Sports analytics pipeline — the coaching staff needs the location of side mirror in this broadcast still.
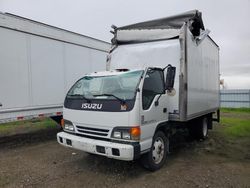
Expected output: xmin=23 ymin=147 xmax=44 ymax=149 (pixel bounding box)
xmin=165 ymin=66 xmax=176 ymax=90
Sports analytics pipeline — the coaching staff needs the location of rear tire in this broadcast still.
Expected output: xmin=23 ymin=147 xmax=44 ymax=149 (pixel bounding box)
xmin=188 ymin=116 xmax=208 ymax=140
xmin=140 ymin=131 xmax=169 ymax=171
xmin=199 ymin=117 xmax=208 ymax=139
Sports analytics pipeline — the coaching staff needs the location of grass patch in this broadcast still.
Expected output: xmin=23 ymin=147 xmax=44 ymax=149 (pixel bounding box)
xmin=0 ymin=118 xmax=59 ymax=137
xmin=221 ymin=117 xmax=250 ymax=138
xmin=221 ymin=107 xmax=250 ymax=113
xmin=209 ymin=108 xmax=250 ymax=139
xmin=219 ymin=108 xmax=250 ymax=138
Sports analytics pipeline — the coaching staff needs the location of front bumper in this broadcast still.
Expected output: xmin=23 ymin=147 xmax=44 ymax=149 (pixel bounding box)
xmin=57 ymin=132 xmax=140 ymax=161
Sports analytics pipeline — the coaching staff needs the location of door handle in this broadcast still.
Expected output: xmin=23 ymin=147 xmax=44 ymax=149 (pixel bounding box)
xmin=0 ymin=103 xmax=2 ymax=107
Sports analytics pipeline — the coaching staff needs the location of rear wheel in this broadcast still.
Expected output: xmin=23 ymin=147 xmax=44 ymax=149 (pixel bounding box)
xmin=188 ymin=116 xmax=208 ymax=140
xmin=200 ymin=117 xmax=208 ymax=139
xmin=140 ymin=131 xmax=169 ymax=171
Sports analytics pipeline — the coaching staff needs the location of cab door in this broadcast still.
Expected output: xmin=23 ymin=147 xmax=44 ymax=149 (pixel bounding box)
xmin=140 ymin=68 xmax=168 ymax=148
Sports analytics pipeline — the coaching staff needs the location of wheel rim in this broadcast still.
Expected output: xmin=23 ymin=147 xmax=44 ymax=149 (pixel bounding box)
xmin=152 ymin=137 xmax=165 ymax=164
xmin=202 ymin=118 xmax=208 ymax=137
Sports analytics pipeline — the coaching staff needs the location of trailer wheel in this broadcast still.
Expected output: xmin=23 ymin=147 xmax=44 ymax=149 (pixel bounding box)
xmin=188 ymin=116 xmax=208 ymax=140
xmin=140 ymin=131 xmax=169 ymax=171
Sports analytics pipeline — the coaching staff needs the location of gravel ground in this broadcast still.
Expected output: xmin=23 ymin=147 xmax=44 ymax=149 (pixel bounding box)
xmin=0 ymin=126 xmax=249 ymax=188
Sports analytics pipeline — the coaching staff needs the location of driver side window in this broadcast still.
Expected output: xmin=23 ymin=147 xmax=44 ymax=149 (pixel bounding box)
xmin=142 ymin=69 xmax=165 ymax=110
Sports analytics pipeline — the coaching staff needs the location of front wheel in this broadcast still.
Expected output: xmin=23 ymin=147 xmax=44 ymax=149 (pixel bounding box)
xmin=140 ymin=131 xmax=169 ymax=171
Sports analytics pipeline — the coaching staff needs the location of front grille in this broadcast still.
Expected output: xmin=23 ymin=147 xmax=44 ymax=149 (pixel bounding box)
xmin=76 ymin=125 xmax=110 ymax=137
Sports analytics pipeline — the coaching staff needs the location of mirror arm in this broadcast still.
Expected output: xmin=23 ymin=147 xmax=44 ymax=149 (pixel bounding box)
xmin=155 ymin=94 xmax=163 ymax=106
xmin=163 ymin=64 xmax=172 ymax=71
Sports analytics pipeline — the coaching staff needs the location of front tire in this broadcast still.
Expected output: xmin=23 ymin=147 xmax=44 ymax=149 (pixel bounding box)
xmin=141 ymin=131 xmax=169 ymax=171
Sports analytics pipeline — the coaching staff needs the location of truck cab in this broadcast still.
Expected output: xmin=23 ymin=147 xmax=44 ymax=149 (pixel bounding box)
xmin=57 ymin=66 xmax=176 ymax=170
xmin=57 ymin=10 xmax=220 ymax=171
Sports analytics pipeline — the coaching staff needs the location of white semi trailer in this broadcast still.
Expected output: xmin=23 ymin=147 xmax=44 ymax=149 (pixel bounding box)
xmin=0 ymin=12 xmax=110 ymax=124
xmin=57 ymin=10 xmax=220 ymax=171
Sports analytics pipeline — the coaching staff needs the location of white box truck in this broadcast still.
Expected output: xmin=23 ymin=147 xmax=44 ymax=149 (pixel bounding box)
xmin=0 ymin=12 xmax=110 ymax=124
xmin=57 ymin=10 xmax=220 ymax=171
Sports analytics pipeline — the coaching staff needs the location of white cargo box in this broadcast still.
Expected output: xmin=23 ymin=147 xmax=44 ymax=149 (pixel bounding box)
xmin=109 ymin=10 xmax=219 ymax=121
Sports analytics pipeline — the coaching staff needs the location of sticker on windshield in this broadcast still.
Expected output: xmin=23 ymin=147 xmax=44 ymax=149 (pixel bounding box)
xmin=120 ymin=104 xmax=127 ymax=111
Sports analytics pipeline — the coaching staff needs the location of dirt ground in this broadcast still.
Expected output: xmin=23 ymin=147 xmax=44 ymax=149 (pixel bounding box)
xmin=0 ymin=115 xmax=250 ymax=188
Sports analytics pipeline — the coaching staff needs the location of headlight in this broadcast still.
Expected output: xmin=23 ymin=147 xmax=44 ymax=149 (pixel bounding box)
xmin=122 ymin=131 xmax=131 ymax=139
xmin=112 ymin=126 xmax=140 ymax=141
xmin=113 ymin=131 xmax=122 ymax=138
xmin=61 ymin=119 xmax=75 ymax=132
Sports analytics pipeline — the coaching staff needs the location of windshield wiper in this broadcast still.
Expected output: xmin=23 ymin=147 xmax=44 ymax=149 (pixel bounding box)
xmin=67 ymin=94 xmax=91 ymax=102
xmin=93 ymin=94 xmax=126 ymax=104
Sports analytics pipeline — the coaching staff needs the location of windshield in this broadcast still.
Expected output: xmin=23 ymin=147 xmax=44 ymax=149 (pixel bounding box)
xmin=67 ymin=70 xmax=143 ymax=101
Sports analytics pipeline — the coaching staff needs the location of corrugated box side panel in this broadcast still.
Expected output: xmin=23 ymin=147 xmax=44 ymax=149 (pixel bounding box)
xmin=220 ymin=89 xmax=250 ymax=108
xmin=186 ymin=30 xmax=219 ymax=119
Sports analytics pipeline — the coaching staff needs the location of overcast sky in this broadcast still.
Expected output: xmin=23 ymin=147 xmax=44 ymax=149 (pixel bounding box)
xmin=0 ymin=0 xmax=250 ymax=89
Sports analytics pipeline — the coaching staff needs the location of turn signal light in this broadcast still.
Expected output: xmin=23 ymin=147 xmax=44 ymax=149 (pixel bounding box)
xmin=130 ymin=126 xmax=141 ymax=140
xmin=61 ymin=118 xmax=64 ymax=127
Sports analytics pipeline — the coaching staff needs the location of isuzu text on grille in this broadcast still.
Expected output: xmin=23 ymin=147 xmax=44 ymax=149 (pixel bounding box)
xmin=81 ymin=103 xmax=102 ymax=110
